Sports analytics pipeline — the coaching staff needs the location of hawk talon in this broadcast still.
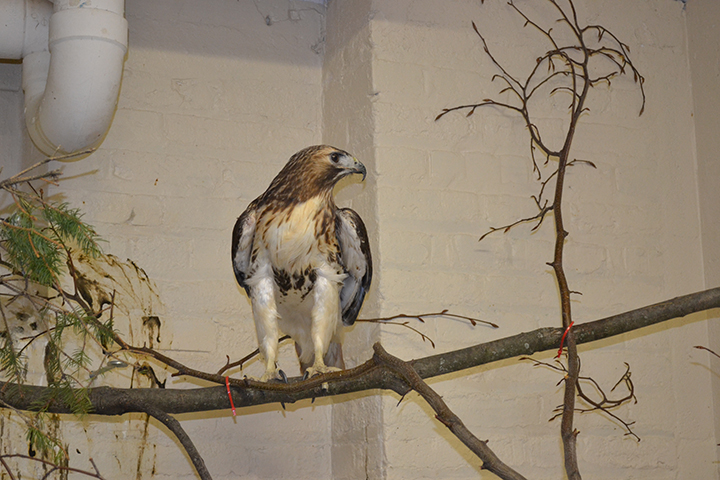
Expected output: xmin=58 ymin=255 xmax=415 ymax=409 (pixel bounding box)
xmin=256 ymin=367 xmax=285 ymax=383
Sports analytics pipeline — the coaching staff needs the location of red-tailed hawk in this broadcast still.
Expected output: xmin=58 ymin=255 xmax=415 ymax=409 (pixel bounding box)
xmin=232 ymin=145 xmax=372 ymax=381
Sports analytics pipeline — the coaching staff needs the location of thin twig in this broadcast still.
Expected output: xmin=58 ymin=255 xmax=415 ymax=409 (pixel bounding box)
xmin=358 ymin=319 xmax=437 ymax=348
xmin=217 ymin=335 xmax=291 ymax=376
xmin=360 ymin=310 xmax=498 ymax=328
xmin=0 ymin=149 xmax=94 ymax=191
xmin=694 ymin=345 xmax=720 ymax=359
xmin=522 ymin=357 xmax=639 ymax=440
xmin=0 ymin=454 xmax=107 ymax=480
xmin=479 ymin=205 xmax=554 ymax=242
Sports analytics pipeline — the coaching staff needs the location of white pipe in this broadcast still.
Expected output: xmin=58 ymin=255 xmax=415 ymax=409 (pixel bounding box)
xmin=2 ymin=0 xmax=128 ymax=156
xmin=0 ymin=0 xmax=31 ymax=60
xmin=0 ymin=0 xmax=51 ymax=60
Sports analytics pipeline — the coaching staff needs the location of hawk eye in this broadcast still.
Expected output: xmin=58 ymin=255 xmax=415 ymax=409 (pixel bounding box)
xmin=330 ymin=152 xmax=341 ymax=164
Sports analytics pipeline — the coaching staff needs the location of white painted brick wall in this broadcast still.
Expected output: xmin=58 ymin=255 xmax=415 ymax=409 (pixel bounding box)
xmin=369 ymin=0 xmax=716 ymax=479
xmin=16 ymin=1 xmax=332 ymax=479
xmin=2 ymin=0 xmax=719 ymax=478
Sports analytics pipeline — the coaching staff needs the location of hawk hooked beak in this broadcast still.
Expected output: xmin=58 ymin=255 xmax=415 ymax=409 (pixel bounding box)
xmin=331 ymin=149 xmax=367 ymax=182
xmin=352 ymin=158 xmax=367 ymax=181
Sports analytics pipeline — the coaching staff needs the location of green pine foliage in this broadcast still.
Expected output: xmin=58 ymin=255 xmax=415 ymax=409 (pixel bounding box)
xmin=0 ymin=198 xmax=102 ymax=287
xmin=2 ymin=205 xmax=64 ymax=286
xmin=1 ymin=182 xmax=111 ymax=468
xmin=0 ymin=334 xmax=27 ymax=385
xmin=42 ymin=201 xmax=103 ymax=259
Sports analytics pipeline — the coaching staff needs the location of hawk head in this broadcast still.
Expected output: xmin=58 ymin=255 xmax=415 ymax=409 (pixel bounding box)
xmin=265 ymin=145 xmax=367 ymax=204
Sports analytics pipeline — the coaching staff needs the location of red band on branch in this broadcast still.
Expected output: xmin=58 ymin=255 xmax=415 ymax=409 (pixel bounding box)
xmin=556 ymin=321 xmax=575 ymax=359
xmin=225 ymin=377 xmax=236 ymax=416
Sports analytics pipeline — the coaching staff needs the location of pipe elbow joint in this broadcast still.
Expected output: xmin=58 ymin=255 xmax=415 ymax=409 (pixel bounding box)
xmin=24 ymin=2 xmax=128 ymax=155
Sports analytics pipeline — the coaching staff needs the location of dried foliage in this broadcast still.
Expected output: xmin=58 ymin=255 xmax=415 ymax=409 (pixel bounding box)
xmin=1 ymin=157 xmax=105 ymax=469
xmin=0 ymin=157 xmax=168 ymax=478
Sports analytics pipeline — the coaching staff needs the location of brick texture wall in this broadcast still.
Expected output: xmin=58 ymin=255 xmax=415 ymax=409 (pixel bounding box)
xmin=1 ymin=0 xmax=718 ymax=479
xmin=369 ymin=1 xmax=716 ymax=479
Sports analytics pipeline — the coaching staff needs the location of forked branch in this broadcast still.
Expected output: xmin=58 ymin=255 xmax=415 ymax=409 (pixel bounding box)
xmin=523 ymin=357 xmax=639 ymax=440
xmin=436 ymin=2 xmax=646 ymax=478
xmin=373 ymin=344 xmax=528 ymax=480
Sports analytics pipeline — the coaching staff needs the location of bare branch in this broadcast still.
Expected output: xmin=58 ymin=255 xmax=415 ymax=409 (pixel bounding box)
xmin=478 ymin=204 xmax=554 ymax=242
xmin=523 ymin=357 xmax=639 ymax=440
xmin=0 ymin=454 xmax=107 ymax=480
xmin=359 ymin=310 xmax=498 ymax=328
xmin=1 ymin=286 xmax=717 ymax=416
xmin=144 ymin=406 xmax=212 ymax=480
xmin=373 ymin=344 xmax=529 ymax=480
xmin=0 ymin=149 xmax=95 ymax=191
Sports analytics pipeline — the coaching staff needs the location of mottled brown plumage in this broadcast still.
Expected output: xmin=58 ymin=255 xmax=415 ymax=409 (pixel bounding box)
xmin=232 ymin=145 xmax=372 ymax=380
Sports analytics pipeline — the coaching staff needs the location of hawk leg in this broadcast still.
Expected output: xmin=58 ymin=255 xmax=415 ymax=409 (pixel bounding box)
xmin=250 ymin=276 xmax=282 ymax=382
xmin=303 ymin=273 xmax=344 ymax=378
xmin=296 ymin=341 xmax=345 ymax=377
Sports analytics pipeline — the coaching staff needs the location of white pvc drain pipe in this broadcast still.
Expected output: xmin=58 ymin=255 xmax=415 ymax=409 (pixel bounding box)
xmin=1 ymin=0 xmax=128 ymax=156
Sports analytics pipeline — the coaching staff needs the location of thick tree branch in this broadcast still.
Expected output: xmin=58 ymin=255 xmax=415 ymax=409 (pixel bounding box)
xmin=1 ymin=287 xmax=718 ymax=416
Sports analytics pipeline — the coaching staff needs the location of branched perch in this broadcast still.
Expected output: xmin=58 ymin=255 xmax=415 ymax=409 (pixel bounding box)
xmin=437 ymin=1 xmax=646 ymax=477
